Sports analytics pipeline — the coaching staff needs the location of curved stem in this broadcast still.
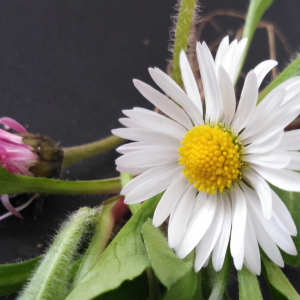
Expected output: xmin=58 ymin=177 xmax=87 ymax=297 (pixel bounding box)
xmin=62 ymin=136 xmax=124 ymax=169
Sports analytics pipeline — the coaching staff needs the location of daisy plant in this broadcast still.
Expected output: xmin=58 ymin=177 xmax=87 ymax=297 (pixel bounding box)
xmin=2 ymin=0 xmax=300 ymax=299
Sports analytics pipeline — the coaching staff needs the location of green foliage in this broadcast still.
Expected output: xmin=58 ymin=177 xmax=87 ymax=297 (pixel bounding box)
xmin=18 ymin=207 xmax=96 ymax=300
xmin=0 ymin=257 xmax=40 ymax=296
xmin=237 ymin=0 xmax=273 ymax=79
xmin=271 ymin=186 xmax=300 ymax=266
xmin=171 ymin=0 xmax=198 ymax=87
xmin=142 ymin=220 xmax=197 ymax=300
xmin=238 ymin=266 xmax=263 ymax=300
xmin=65 ymin=195 xmax=161 ymax=300
xmin=262 ymin=253 xmax=300 ymax=300
xmin=258 ymin=55 xmax=300 ymax=104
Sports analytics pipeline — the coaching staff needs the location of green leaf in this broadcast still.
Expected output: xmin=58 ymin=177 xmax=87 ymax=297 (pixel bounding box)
xmin=192 ymin=271 xmax=204 ymax=300
xmin=258 ymin=55 xmax=300 ymax=104
xmin=0 ymin=257 xmax=40 ymax=296
xmin=238 ymin=266 xmax=263 ymax=300
xmin=208 ymin=249 xmax=231 ymax=300
xmin=65 ymin=194 xmax=161 ymax=300
xmin=141 ymin=220 xmax=197 ymax=300
xmin=237 ymin=0 xmax=273 ymax=80
xmin=271 ymin=186 xmax=300 ymax=266
xmin=262 ymin=253 xmax=300 ymax=300
xmin=0 ymin=165 xmax=121 ymax=195
xmin=96 ymin=272 xmax=149 ymax=300
xmin=18 ymin=207 xmax=96 ymax=300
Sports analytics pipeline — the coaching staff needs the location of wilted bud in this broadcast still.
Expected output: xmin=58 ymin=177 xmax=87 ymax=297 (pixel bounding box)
xmin=0 ymin=117 xmax=63 ymax=220
xmin=20 ymin=133 xmax=63 ymax=178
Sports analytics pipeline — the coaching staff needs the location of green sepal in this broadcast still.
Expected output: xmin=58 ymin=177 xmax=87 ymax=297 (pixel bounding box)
xmin=261 ymin=253 xmax=300 ymax=300
xmin=0 ymin=257 xmax=40 ymax=297
xmin=141 ymin=219 xmax=197 ymax=300
xmin=65 ymin=194 xmax=161 ymax=300
xmin=238 ymin=266 xmax=263 ymax=300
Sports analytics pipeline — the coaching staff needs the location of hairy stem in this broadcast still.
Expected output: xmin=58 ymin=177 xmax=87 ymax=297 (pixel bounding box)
xmin=171 ymin=0 xmax=198 ymax=87
xmin=62 ymin=135 xmax=124 ymax=169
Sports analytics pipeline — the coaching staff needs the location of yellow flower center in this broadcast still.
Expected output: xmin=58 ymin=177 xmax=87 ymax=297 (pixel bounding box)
xmin=178 ymin=125 xmax=242 ymax=194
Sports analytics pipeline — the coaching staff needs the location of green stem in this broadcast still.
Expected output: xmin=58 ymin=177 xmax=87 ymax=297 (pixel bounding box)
xmin=62 ymin=135 xmax=124 ymax=169
xmin=146 ymin=267 xmax=159 ymax=300
xmin=236 ymin=0 xmax=273 ymax=82
xmin=0 ymin=173 xmax=121 ymax=195
xmin=120 ymin=172 xmax=142 ymax=215
xmin=171 ymin=0 xmax=198 ymax=87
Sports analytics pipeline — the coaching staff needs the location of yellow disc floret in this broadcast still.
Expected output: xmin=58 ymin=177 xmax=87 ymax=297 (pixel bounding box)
xmin=178 ymin=125 xmax=242 ymax=194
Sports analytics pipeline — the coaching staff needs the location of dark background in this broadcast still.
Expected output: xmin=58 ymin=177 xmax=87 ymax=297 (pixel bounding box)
xmin=0 ymin=0 xmax=299 ymax=299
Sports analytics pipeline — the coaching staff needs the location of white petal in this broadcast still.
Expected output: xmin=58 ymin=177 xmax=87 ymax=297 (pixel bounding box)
xmin=215 ymin=36 xmax=229 ymax=71
xmin=203 ymin=254 xmax=211 ymax=268
xmin=240 ymin=88 xmax=286 ymax=141
xmin=243 ymin=212 xmax=261 ymax=275
xmin=122 ymin=162 xmax=179 ymax=195
xmin=230 ymin=184 xmax=247 ymax=256
xmin=124 ymin=165 xmax=182 ymax=204
xmin=233 ymin=235 xmax=245 ymax=270
xmin=153 ymin=176 xmax=189 ymax=227
xmin=116 ymin=165 xmax=151 ymax=174
xmin=243 ymin=169 xmax=272 ymax=219
xmin=253 ymin=60 xmax=278 ymax=88
xmin=189 ymin=192 xmax=208 ymax=222
xmin=285 ymin=151 xmax=300 ymax=170
xmin=117 ymin=142 xmax=158 ymax=154
xmin=148 ymin=68 xmax=204 ymax=125
xmin=231 ymin=70 xmax=258 ymax=133
xmin=221 ymin=40 xmax=237 ymax=83
xmin=245 ymin=187 xmax=297 ymax=255
xmin=196 ymin=42 xmax=222 ymax=122
xmin=122 ymin=109 xmax=187 ymax=140
xmin=218 ymin=66 xmax=236 ymax=126
xmin=276 ymin=129 xmax=300 ymax=151
xmin=116 ymin=148 xmax=179 ymax=168
xmin=168 ymin=185 xmax=197 ymax=248
xmin=252 ymin=165 xmax=300 ymax=192
xmin=112 ymin=128 xmax=179 ymax=147
xmin=271 ymin=189 xmax=297 ymax=236
xmin=176 ymin=194 xmax=218 ymax=259
xmin=194 ymin=199 xmax=224 ymax=272
xmin=132 ymin=79 xmax=193 ymax=129
xmin=243 ymin=151 xmax=290 ymax=169
xmin=243 ymin=127 xmax=283 ymax=154
xmin=250 ymin=208 xmax=284 ymax=267
xmin=231 ymin=38 xmax=248 ymax=82
xmin=179 ymin=51 xmax=203 ymax=113
xmin=212 ymin=194 xmax=232 ymax=271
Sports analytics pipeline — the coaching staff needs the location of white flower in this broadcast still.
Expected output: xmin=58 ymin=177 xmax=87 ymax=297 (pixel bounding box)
xmin=112 ymin=36 xmax=300 ymax=275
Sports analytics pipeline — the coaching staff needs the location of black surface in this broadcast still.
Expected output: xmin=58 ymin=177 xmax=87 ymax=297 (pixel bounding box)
xmin=0 ymin=1 xmax=299 ymax=299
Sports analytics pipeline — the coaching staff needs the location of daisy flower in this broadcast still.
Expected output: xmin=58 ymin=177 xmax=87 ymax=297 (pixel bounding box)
xmin=112 ymin=36 xmax=300 ymax=275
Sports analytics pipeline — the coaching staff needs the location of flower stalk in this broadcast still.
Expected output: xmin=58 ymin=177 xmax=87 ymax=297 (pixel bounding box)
xmin=62 ymin=135 xmax=124 ymax=169
xmin=171 ymin=0 xmax=198 ymax=87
